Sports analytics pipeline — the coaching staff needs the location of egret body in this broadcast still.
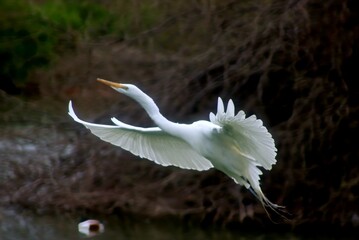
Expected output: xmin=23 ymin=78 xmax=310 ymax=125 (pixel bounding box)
xmin=68 ymin=78 xmax=280 ymax=211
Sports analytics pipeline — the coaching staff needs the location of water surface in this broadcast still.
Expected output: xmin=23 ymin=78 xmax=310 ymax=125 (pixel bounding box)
xmin=0 ymin=208 xmax=353 ymax=240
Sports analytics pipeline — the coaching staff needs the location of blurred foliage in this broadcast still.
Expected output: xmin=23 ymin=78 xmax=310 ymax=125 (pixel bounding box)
xmin=0 ymin=0 xmax=229 ymax=93
xmin=0 ymin=0 xmax=167 ymax=91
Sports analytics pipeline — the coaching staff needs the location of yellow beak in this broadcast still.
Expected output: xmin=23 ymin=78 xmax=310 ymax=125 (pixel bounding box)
xmin=97 ymin=78 xmax=128 ymax=89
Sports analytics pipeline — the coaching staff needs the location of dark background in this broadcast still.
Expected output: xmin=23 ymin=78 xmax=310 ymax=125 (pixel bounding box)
xmin=0 ymin=0 xmax=358 ymax=232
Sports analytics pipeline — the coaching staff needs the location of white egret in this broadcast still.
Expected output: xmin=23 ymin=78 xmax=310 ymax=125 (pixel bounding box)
xmin=68 ymin=78 xmax=281 ymax=212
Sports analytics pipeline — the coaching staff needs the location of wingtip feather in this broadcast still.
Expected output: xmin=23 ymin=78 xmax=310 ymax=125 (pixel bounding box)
xmin=67 ymin=100 xmax=87 ymax=125
xmin=217 ymin=97 xmax=224 ymax=113
xmin=68 ymin=100 xmax=76 ymax=119
xmin=227 ymin=99 xmax=235 ymax=116
xmin=209 ymin=112 xmax=216 ymax=122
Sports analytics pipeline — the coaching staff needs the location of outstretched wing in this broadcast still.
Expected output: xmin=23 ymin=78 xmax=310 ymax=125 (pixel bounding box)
xmin=68 ymin=101 xmax=213 ymax=171
xmin=209 ymin=97 xmax=277 ymax=170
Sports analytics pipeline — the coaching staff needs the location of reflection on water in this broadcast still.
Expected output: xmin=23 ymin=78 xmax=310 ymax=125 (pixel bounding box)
xmin=0 ymin=208 xmax=353 ymax=240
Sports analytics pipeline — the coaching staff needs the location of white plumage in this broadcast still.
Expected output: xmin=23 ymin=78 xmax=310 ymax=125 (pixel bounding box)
xmin=68 ymin=78 xmax=280 ymax=211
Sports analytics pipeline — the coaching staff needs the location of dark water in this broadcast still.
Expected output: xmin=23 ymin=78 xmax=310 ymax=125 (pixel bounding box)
xmin=0 ymin=208 xmax=354 ymax=240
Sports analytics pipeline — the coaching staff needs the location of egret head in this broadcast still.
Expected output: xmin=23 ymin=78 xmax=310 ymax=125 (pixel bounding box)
xmin=97 ymin=78 xmax=142 ymax=97
xmin=96 ymin=78 xmax=158 ymax=113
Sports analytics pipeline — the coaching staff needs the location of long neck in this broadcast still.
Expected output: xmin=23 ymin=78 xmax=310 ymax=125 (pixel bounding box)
xmin=134 ymin=92 xmax=187 ymax=137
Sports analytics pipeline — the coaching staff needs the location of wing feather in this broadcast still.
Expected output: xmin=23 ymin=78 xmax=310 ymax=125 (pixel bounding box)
xmin=68 ymin=101 xmax=213 ymax=171
xmin=217 ymin=97 xmax=224 ymax=114
xmin=226 ymin=99 xmax=235 ymax=117
xmin=210 ymin=98 xmax=277 ymax=170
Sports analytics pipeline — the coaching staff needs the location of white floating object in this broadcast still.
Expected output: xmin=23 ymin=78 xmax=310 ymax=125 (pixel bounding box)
xmin=78 ymin=219 xmax=104 ymax=237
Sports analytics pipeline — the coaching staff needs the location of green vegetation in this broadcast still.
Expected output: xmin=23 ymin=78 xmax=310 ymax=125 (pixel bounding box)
xmin=0 ymin=0 xmax=227 ymax=91
xmin=0 ymin=0 xmax=168 ymax=89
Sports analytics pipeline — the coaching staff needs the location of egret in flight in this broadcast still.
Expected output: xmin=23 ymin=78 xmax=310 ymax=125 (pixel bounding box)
xmin=68 ymin=78 xmax=281 ymax=212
